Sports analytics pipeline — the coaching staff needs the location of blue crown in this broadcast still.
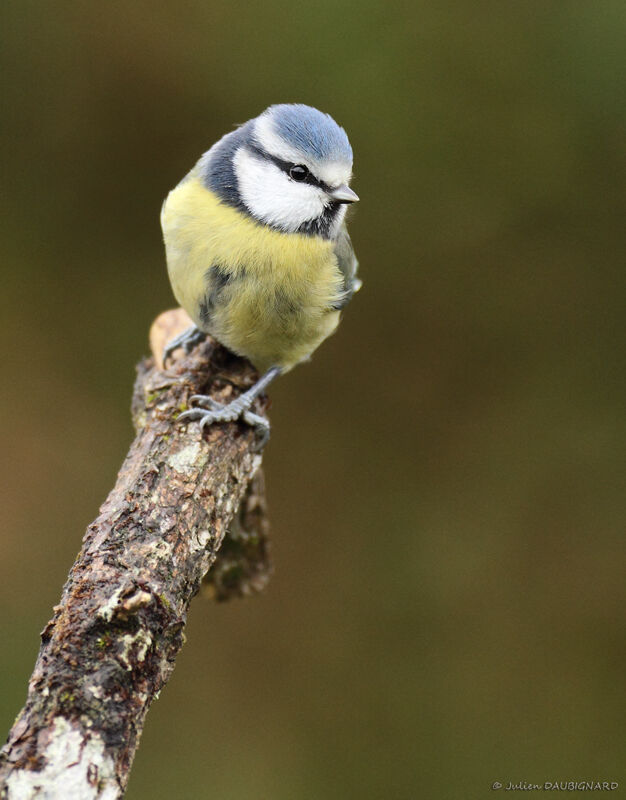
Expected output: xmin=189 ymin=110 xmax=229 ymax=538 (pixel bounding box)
xmin=268 ymin=104 xmax=353 ymax=163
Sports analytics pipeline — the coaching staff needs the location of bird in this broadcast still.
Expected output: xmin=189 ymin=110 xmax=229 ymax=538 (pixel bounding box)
xmin=161 ymin=103 xmax=360 ymax=445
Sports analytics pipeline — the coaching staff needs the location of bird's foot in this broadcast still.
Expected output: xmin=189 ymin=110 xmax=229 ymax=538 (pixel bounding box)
xmin=178 ymin=393 xmax=270 ymax=450
xmin=163 ymin=325 xmax=206 ymax=364
xmin=178 ymin=366 xmax=280 ymax=450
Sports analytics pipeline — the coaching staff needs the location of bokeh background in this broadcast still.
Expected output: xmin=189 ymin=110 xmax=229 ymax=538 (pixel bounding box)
xmin=1 ymin=2 xmax=625 ymax=797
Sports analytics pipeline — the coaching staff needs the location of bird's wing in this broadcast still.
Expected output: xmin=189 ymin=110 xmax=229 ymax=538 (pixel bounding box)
xmin=332 ymin=225 xmax=362 ymax=310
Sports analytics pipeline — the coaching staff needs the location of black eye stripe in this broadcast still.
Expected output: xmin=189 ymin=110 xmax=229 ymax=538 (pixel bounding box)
xmin=246 ymin=144 xmax=332 ymax=193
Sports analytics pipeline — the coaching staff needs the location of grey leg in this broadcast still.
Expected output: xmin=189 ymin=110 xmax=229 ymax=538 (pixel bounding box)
xmin=179 ymin=366 xmax=281 ymax=446
xmin=163 ymin=325 xmax=206 ymax=364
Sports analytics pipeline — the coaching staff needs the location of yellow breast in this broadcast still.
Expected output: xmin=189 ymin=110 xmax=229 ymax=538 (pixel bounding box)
xmin=161 ymin=172 xmax=345 ymax=372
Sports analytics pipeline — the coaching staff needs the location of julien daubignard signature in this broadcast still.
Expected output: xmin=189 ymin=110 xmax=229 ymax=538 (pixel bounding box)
xmin=491 ymin=780 xmax=619 ymax=791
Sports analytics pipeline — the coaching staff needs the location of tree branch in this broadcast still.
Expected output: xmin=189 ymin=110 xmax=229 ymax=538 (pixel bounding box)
xmin=0 ymin=310 xmax=272 ymax=799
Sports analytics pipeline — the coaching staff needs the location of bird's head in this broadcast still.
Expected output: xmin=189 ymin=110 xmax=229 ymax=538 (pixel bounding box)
xmin=203 ymin=104 xmax=358 ymax=238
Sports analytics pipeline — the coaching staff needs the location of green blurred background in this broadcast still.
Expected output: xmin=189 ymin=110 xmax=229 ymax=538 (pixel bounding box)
xmin=1 ymin=2 xmax=625 ymax=797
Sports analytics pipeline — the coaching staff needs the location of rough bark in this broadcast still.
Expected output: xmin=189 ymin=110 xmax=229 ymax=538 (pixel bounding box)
xmin=0 ymin=310 xmax=272 ymax=799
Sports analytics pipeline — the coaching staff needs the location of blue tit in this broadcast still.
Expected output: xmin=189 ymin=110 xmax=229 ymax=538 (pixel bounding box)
xmin=161 ymin=103 xmax=360 ymax=444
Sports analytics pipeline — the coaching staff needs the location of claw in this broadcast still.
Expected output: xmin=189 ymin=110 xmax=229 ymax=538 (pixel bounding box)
xmin=243 ymin=411 xmax=271 ymax=450
xmin=200 ymin=413 xmax=219 ymax=431
xmin=176 ymin=365 xmax=281 ymax=449
xmin=164 ymin=326 xmax=206 ymax=364
xmin=177 ymin=408 xmax=206 ymax=423
xmin=180 ymin=404 xmax=271 ymax=446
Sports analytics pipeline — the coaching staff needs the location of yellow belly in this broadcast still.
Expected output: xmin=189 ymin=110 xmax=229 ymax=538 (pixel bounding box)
xmin=161 ymin=172 xmax=344 ymax=372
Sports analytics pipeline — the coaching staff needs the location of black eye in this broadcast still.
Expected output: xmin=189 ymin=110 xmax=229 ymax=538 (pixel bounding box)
xmin=289 ymin=165 xmax=309 ymax=182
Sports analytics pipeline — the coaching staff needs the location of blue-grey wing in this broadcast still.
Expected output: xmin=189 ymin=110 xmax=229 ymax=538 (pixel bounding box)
xmin=332 ymin=225 xmax=361 ymax=310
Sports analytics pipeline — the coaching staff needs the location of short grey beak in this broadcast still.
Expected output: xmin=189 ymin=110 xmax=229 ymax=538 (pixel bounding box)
xmin=329 ymin=184 xmax=359 ymax=204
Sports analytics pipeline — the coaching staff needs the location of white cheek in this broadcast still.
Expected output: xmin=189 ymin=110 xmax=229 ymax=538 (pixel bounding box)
xmin=233 ymin=148 xmax=327 ymax=232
